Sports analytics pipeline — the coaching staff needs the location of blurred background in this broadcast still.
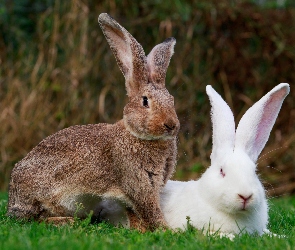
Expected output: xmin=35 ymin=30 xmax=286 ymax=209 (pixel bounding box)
xmin=0 ymin=0 xmax=295 ymax=197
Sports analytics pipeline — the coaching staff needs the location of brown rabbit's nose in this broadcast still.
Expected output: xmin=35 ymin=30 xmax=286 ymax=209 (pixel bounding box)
xmin=164 ymin=123 xmax=175 ymax=131
xmin=164 ymin=118 xmax=179 ymax=132
xmin=163 ymin=116 xmax=180 ymax=134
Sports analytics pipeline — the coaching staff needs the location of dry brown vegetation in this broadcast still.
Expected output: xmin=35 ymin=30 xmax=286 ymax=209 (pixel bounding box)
xmin=0 ymin=1 xmax=295 ymax=196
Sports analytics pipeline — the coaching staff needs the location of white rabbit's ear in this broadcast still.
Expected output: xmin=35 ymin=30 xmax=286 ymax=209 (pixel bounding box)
xmin=235 ymin=83 xmax=290 ymax=162
xmin=98 ymin=13 xmax=148 ymax=97
xmin=206 ymin=85 xmax=236 ymax=165
xmin=147 ymin=37 xmax=176 ymax=88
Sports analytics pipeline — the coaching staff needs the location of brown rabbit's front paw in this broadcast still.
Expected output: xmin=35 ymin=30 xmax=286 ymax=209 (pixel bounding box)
xmin=148 ymin=219 xmax=169 ymax=231
xmin=127 ymin=208 xmax=147 ymax=232
xmin=157 ymin=220 xmax=169 ymax=230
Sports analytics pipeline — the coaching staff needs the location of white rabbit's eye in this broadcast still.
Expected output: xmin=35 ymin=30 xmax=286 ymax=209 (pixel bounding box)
xmin=220 ymin=168 xmax=225 ymax=178
xmin=142 ymin=96 xmax=149 ymax=108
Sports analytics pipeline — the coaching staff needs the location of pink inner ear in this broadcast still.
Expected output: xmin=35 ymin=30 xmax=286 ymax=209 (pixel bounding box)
xmin=254 ymin=90 xmax=286 ymax=153
xmin=235 ymin=84 xmax=289 ymax=162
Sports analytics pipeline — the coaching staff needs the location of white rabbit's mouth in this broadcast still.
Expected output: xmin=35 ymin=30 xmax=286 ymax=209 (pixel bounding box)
xmin=237 ymin=201 xmax=255 ymax=213
xmin=222 ymin=194 xmax=256 ymax=214
xmin=240 ymin=206 xmax=249 ymax=211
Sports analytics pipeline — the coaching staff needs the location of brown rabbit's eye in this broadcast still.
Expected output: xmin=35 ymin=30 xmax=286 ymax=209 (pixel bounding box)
xmin=220 ymin=168 xmax=225 ymax=178
xmin=142 ymin=96 xmax=149 ymax=108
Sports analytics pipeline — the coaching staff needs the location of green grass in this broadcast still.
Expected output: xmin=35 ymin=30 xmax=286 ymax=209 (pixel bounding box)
xmin=0 ymin=193 xmax=295 ymax=250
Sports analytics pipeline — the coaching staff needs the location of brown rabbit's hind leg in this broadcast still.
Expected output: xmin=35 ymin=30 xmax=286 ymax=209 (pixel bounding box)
xmin=42 ymin=216 xmax=75 ymax=226
xmin=7 ymin=203 xmax=44 ymax=222
xmin=38 ymin=200 xmax=76 ymax=226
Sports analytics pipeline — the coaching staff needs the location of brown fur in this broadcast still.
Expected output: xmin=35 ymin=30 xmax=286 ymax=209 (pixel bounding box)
xmin=127 ymin=208 xmax=147 ymax=232
xmin=7 ymin=13 xmax=179 ymax=231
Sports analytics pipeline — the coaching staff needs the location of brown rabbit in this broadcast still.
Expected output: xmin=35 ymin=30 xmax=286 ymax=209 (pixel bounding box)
xmin=7 ymin=13 xmax=179 ymax=231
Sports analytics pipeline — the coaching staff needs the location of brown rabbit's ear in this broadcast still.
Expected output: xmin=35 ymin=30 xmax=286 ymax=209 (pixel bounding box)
xmin=146 ymin=37 xmax=176 ymax=88
xmin=98 ymin=13 xmax=148 ymax=97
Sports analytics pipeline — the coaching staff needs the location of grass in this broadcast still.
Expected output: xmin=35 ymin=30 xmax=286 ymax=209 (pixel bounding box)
xmin=0 ymin=193 xmax=295 ymax=250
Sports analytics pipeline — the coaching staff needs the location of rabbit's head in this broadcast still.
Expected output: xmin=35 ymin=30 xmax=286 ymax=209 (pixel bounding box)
xmin=200 ymin=83 xmax=289 ymax=217
xmin=98 ymin=14 xmax=179 ymax=140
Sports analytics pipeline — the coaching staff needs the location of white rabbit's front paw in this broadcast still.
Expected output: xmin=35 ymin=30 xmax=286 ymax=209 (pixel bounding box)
xmin=263 ymin=228 xmax=285 ymax=238
xmin=208 ymin=231 xmax=235 ymax=241
xmin=218 ymin=232 xmax=235 ymax=241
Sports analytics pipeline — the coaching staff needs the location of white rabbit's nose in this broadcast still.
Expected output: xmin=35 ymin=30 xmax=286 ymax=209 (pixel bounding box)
xmin=238 ymin=194 xmax=252 ymax=202
xmin=238 ymin=194 xmax=253 ymax=210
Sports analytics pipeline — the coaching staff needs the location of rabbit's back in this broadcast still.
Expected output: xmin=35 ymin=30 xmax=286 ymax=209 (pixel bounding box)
xmin=12 ymin=123 xmax=114 ymax=181
xmin=8 ymin=123 xmax=120 ymax=217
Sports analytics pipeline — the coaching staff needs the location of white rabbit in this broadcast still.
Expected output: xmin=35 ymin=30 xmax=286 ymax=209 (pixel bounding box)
xmin=160 ymin=83 xmax=289 ymax=236
xmin=88 ymin=83 xmax=289 ymax=237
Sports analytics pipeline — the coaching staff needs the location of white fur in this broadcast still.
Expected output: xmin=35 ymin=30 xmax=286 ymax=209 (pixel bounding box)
xmin=161 ymin=152 xmax=268 ymax=234
xmin=160 ymin=83 xmax=289 ymax=235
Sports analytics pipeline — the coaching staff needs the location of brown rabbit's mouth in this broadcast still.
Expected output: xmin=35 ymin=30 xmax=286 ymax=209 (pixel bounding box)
xmin=163 ymin=126 xmax=179 ymax=138
xmin=123 ymin=116 xmax=179 ymax=140
xmin=124 ymin=120 xmax=177 ymax=140
xmin=149 ymin=122 xmax=179 ymax=139
xmin=129 ymin=129 xmax=176 ymax=140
